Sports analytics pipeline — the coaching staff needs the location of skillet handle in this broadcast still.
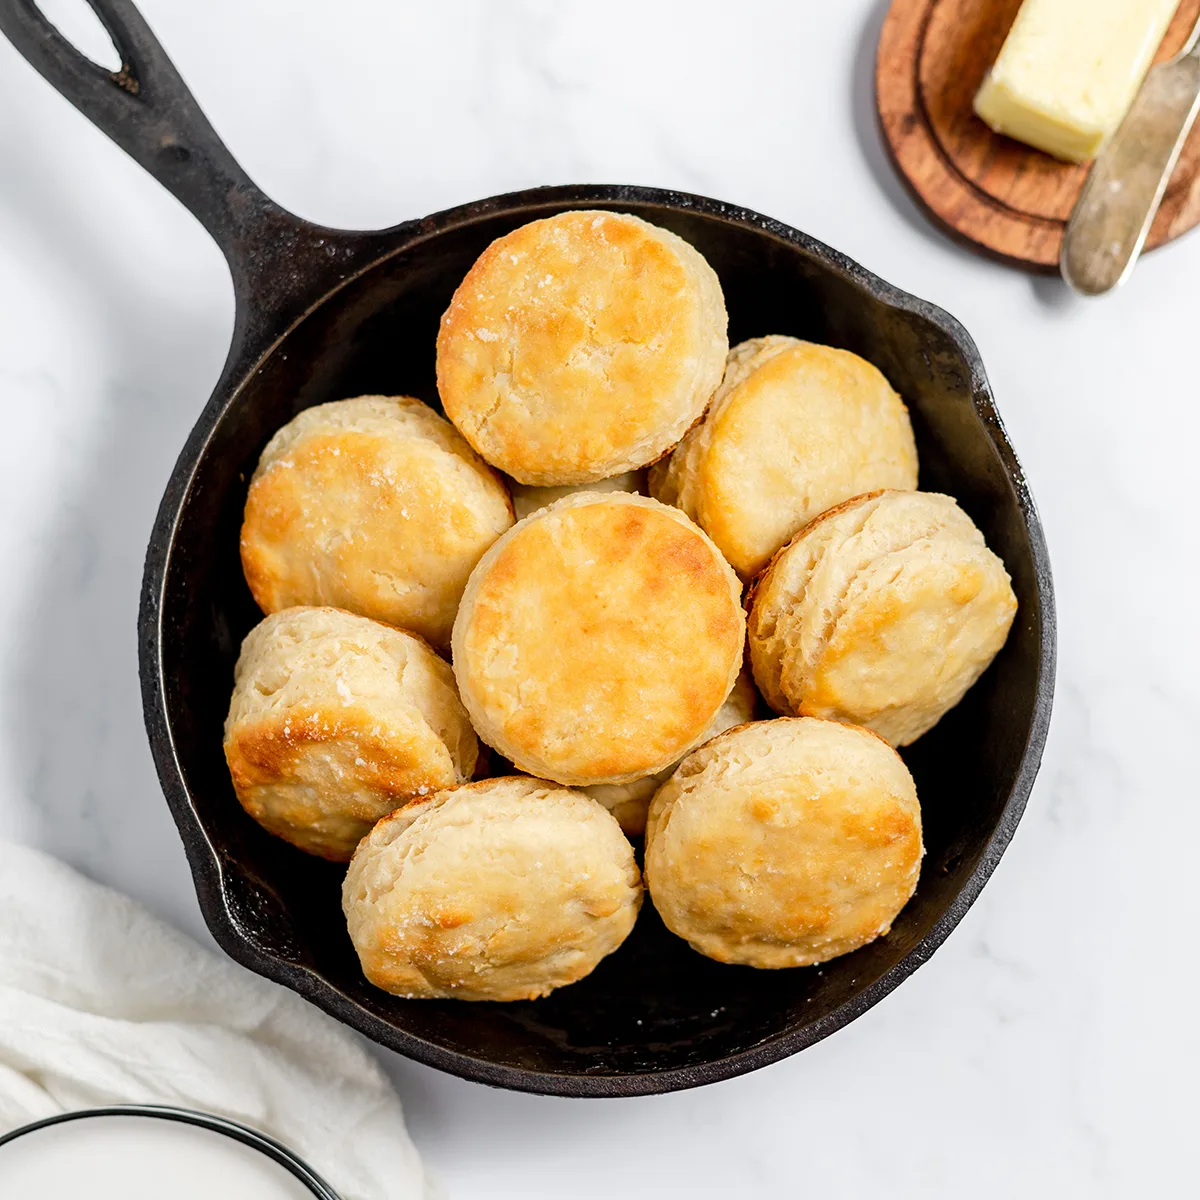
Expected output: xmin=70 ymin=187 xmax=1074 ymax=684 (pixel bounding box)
xmin=0 ymin=0 xmax=379 ymax=323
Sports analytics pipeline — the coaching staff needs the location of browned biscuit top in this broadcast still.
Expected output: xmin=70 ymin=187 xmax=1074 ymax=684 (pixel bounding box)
xmin=452 ymin=494 xmax=745 ymax=786
xmin=436 ymin=211 xmax=727 ymax=485
xmin=240 ymin=396 xmax=513 ymax=649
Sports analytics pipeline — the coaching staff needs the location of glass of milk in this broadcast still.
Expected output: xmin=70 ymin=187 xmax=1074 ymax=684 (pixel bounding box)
xmin=0 ymin=1106 xmax=338 ymax=1199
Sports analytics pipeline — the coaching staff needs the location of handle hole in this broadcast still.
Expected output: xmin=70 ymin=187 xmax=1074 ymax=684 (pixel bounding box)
xmin=36 ymin=0 xmax=122 ymax=72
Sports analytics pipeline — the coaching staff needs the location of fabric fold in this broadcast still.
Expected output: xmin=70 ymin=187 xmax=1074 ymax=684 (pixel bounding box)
xmin=0 ymin=839 xmax=430 ymax=1200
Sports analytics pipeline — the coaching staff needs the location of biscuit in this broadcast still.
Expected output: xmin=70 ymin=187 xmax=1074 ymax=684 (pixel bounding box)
xmin=509 ymin=470 xmax=645 ymax=521
xmin=747 ymin=490 xmax=1018 ymax=746
xmin=240 ymin=396 xmax=513 ymax=649
xmin=650 ymin=337 xmax=918 ymax=579
xmin=584 ymin=667 xmax=757 ymax=836
xmin=645 ymin=718 xmax=923 ymax=968
xmin=342 ymin=776 xmax=642 ymax=1001
xmin=452 ymin=493 xmax=745 ymax=786
xmin=436 ymin=211 xmax=728 ymax=485
xmin=224 ymin=607 xmax=479 ymax=861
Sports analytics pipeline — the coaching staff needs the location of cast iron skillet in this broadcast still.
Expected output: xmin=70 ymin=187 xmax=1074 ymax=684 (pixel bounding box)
xmin=0 ymin=0 xmax=1055 ymax=1097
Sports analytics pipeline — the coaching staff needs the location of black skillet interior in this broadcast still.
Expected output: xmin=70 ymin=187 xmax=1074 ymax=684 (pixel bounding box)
xmin=157 ymin=192 xmax=1053 ymax=1094
xmin=0 ymin=0 xmax=1053 ymax=1097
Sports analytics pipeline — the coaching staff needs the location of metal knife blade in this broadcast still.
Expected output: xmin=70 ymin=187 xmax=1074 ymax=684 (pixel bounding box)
xmin=1060 ymin=37 xmax=1200 ymax=296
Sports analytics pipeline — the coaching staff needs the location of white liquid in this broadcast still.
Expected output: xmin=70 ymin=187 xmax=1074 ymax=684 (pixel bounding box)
xmin=0 ymin=1113 xmax=321 ymax=1199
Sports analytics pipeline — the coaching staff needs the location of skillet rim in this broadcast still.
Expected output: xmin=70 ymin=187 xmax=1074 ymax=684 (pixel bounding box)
xmin=138 ymin=182 xmax=1056 ymax=1097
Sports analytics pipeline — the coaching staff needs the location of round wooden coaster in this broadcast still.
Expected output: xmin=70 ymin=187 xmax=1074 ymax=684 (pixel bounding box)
xmin=876 ymin=0 xmax=1200 ymax=270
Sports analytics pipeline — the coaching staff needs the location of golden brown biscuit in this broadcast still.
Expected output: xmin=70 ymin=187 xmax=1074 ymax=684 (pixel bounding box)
xmin=584 ymin=666 xmax=757 ymax=836
xmin=645 ymin=718 xmax=923 ymax=968
xmin=224 ymin=607 xmax=478 ymax=861
xmin=650 ymin=337 xmax=918 ymax=579
xmin=748 ymin=490 xmax=1018 ymax=746
xmin=240 ymin=396 xmax=513 ymax=649
xmin=342 ymin=776 xmax=642 ymax=1001
xmin=436 ymin=211 xmax=728 ymax=485
xmin=452 ymin=493 xmax=745 ymax=786
xmin=509 ymin=470 xmax=645 ymax=521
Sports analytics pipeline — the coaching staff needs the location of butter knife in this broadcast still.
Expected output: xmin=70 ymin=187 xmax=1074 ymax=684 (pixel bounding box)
xmin=1060 ymin=18 xmax=1200 ymax=296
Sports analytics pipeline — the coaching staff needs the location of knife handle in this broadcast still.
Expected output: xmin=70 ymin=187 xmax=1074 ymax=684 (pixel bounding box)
xmin=1061 ymin=52 xmax=1200 ymax=296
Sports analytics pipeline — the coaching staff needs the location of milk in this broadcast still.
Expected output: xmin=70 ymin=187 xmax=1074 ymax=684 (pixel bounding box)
xmin=0 ymin=1113 xmax=324 ymax=1199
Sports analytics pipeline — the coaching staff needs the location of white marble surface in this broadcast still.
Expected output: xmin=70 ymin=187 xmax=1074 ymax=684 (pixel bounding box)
xmin=0 ymin=1 xmax=1196 ymax=1195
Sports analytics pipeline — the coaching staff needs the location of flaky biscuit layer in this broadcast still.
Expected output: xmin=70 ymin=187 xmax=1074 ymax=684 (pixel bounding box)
xmin=650 ymin=337 xmax=918 ymax=579
xmin=343 ymin=776 xmax=642 ymax=1001
xmin=224 ymin=606 xmax=478 ymax=861
xmin=437 ymin=211 xmax=727 ymax=485
xmin=241 ymin=396 xmax=513 ymax=649
xmin=748 ymin=490 xmax=1018 ymax=746
xmin=452 ymin=493 xmax=745 ymax=786
xmin=645 ymin=718 xmax=923 ymax=968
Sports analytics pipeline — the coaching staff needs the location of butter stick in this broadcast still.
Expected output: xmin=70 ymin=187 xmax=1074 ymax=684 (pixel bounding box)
xmin=974 ymin=0 xmax=1181 ymax=164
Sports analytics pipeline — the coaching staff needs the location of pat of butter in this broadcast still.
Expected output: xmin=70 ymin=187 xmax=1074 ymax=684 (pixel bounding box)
xmin=974 ymin=0 xmax=1181 ymax=163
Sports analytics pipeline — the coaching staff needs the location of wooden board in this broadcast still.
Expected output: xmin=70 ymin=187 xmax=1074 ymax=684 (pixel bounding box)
xmin=876 ymin=0 xmax=1200 ymax=270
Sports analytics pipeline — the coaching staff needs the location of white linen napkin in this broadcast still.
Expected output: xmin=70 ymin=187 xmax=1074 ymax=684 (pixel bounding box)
xmin=0 ymin=839 xmax=432 ymax=1200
